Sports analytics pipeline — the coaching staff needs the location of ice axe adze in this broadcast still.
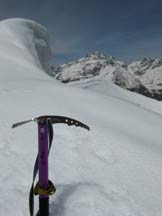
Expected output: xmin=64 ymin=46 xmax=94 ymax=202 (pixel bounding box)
xmin=12 ymin=115 xmax=90 ymax=216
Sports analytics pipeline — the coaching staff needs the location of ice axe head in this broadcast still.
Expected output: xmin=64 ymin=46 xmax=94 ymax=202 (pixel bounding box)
xmin=12 ymin=115 xmax=90 ymax=131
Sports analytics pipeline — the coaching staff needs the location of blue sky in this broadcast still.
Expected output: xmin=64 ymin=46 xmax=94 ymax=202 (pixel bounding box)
xmin=0 ymin=0 xmax=162 ymax=64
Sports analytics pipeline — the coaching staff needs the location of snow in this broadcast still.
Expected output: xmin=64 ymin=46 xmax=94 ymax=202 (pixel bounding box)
xmin=129 ymin=57 xmax=162 ymax=91
xmin=1 ymin=18 xmax=162 ymax=216
xmin=142 ymin=67 xmax=162 ymax=90
xmin=68 ymin=78 xmax=162 ymax=115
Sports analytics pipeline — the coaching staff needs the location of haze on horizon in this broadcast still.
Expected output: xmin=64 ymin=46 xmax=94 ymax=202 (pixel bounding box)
xmin=0 ymin=0 xmax=162 ymax=65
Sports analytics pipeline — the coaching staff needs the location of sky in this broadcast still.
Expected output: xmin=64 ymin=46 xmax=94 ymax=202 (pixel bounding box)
xmin=0 ymin=0 xmax=162 ymax=65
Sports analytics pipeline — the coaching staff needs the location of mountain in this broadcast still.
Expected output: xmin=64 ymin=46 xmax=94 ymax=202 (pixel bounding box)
xmin=1 ymin=18 xmax=162 ymax=216
xmin=50 ymin=52 xmax=162 ymax=100
xmin=129 ymin=57 xmax=162 ymax=99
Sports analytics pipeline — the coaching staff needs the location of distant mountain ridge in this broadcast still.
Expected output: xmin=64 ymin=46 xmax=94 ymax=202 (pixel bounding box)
xmin=50 ymin=51 xmax=162 ymax=100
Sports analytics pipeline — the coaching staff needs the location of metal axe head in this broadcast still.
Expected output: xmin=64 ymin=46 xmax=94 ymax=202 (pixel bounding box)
xmin=12 ymin=115 xmax=90 ymax=131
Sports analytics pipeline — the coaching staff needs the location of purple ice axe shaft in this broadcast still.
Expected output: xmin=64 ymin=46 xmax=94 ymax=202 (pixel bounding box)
xmin=38 ymin=123 xmax=49 ymax=215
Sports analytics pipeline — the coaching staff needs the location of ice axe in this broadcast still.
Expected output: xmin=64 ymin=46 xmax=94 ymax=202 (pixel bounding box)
xmin=12 ymin=115 xmax=90 ymax=216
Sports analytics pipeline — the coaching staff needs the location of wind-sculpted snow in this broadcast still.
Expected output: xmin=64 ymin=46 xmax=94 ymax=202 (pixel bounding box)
xmin=0 ymin=18 xmax=52 ymax=80
xmin=1 ymin=19 xmax=162 ymax=216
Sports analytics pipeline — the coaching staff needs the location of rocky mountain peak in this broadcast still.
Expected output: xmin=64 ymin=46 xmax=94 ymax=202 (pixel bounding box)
xmin=50 ymin=51 xmax=162 ymax=100
xmin=84 ymin=51 xmax=113 ymax=60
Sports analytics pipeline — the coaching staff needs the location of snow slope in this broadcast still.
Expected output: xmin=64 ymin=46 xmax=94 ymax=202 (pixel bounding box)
xmin=1 ymin=18 xmax=162 ymax=216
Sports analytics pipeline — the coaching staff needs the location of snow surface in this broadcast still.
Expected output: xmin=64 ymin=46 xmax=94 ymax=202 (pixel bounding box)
xmin=1 ymin=18 xmax=162 ymax=216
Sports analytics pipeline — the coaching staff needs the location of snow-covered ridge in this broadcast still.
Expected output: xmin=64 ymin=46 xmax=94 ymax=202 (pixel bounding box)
xmin=0 ymin=18 xmax=52 ymax=80
xmin=51 ymin=52 xmax=162 ymax=100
